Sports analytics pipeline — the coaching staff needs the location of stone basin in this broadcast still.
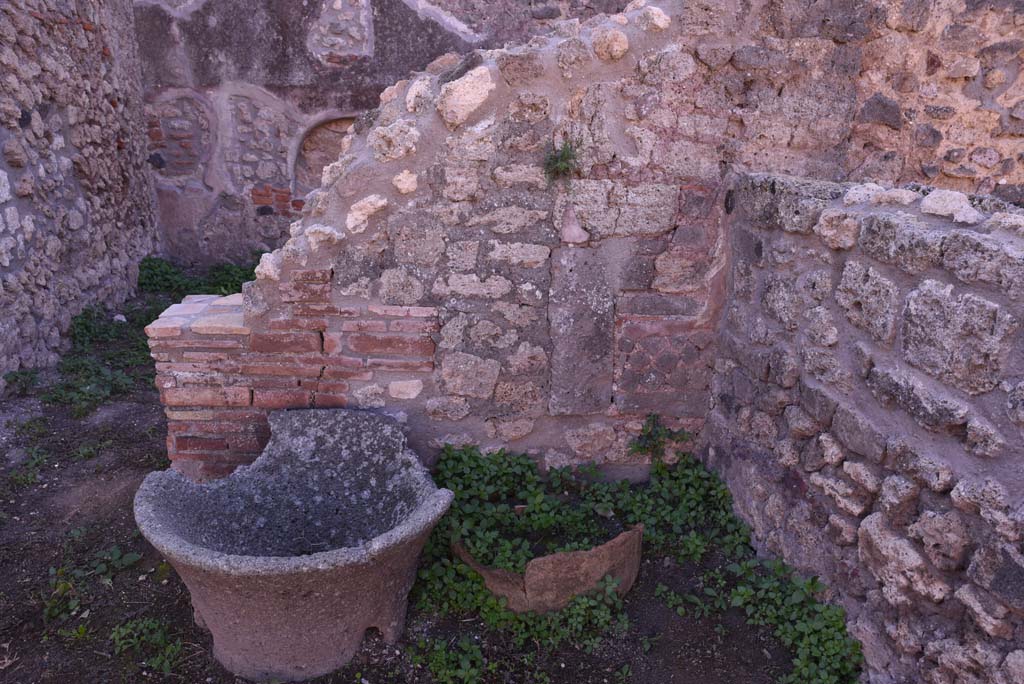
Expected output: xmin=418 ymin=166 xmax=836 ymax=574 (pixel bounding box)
xmin=134 ymin=409 xmax=453 ymax=682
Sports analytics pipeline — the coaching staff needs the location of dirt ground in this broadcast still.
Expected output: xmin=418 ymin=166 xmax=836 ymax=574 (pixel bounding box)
xmin=0 ymin=302 xmax=792 ymax=684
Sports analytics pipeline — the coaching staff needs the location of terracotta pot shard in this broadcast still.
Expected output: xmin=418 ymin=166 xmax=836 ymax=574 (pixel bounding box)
xmin=452 ymin=524 xmax=643 ymax=613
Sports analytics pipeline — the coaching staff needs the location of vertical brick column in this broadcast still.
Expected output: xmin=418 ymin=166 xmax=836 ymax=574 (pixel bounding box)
xmin=146 ymin=294 xmax=264 ymax=480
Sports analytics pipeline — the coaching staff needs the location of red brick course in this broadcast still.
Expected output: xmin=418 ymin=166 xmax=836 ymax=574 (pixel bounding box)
xmin=250 ymin=332 xmax=322 ymax=353
xmin=148 ymin=296 xmax=440 ymax=478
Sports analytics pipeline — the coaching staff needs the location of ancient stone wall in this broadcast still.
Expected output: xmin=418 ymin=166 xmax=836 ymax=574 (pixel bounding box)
xmin=135 ymin=0 xmax=1024 ymax=266
xmin=144 ymin=0 xmax=1024 ymax=473
xmin=0 ymin=0 xmax=157 ymax=384
xmin=707 ymin=174 xmax=1024 ymax=684
xmin=144 ymin=0 xmax=869 ymax=479
xmin=845 ymin=0 xmax=1024 ymax=201
xmin=144 ymin=2 xmax=1024 ymax=677
xmin=134 ymin=0 xmax=489 ymax=266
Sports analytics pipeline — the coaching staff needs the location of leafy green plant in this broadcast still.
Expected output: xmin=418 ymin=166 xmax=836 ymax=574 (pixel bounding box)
xmin=43 ymin=356 xmax=134 ymax=417
xmin=9 ymin=447 xmax=48 ymax=489
xmin=543 ymin=137 xmax=582 ymax=184
xmin=87 ymin=546 xmax=142 ymax=585
xmin=423 ymin=638 xmax=489 ymax=684
xmin=677 ymin=530 xmax=708 ymax=563
xmin=138 ymin=256 xmax=254 ymax=297
xmin=727 ymin=561 xmax=863 ymax=684
xmin=204 ymin=262 xmax=256 ymax=295
xmin=57 ymin=623 xmax=92 ymax=642
xmin=3 ymin=369 xmax=38 ymax=397
xmin=43 ymin=566 xmax=83 ymax=623
xmin=629 ymin=414 xmax=689 ymax=462
xmin=137 ymin=256 xmax=199 ymax=295
xmin=418 ymin=414 xmax=862 ymax=684
xmin=71 ymin=439 xmax=113 ymax=462
xmin=430 ymin=445 xmax=613 ymax=574
xmin=110 ymin=618 xmax=182 ymax=675
xmin=39 ymin=303 xmax=157 ymax=416
xmin=640 ymin=633 xmax=661 ymax=654
xmin=13 ymin=417 xmax=48 ymax=442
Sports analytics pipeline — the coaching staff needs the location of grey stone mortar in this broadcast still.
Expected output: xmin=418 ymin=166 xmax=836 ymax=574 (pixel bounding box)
xmin=135 ymin=408 xmax=453 ymax=571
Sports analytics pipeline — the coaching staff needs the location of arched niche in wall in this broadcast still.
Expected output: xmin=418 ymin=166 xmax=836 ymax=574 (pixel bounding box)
xmin=292 ymin=116 xmax=358 ymax=193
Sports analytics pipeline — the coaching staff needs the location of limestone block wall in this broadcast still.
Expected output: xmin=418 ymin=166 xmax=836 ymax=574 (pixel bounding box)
xmin=135 ymin=0 xmax=1024 ymax=266
xmin=145 ymin=0 xmax=881 ymax=479
xmin=707 ymin=174 xmax=1024 ymax=684
xmin=0 ymin=0 xmax=157 ymax=383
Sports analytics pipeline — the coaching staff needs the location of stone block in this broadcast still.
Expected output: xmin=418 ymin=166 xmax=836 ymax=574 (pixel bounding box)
xmin=857 ymin=213 xmax=943 ymax=275
xmin=866 ymin=365 xmax=969 ymax=433
xmin=425 ymin=396 xmax=470 ymax=421
xmin=737 ymin=175 xmax=841 ymax=234
xmin=908 ymin=511 xmax=971 ymax=572
xmin=968 ymin=543 xmax=1024 ymax=616
xmin=902 ymin=280 xmax=1018 ymax=395
xmin=920 ymin=189 xmax=985 ymax=224
xmin=764 ymin=346 xmax=798 ymax=389
xmin=813 ymin=208 xmax=861 ymax=249
xmin=799 ymin=380 xmax=837 ymax=425
xmin=858 ymin=513 xmax=951 ymax=606
xmin=877 ymin=475 xmax=920 ymax=526
xmin=831 ymin=404 xmax=886 ymax=463
xmin=437 ymin=66 xmax=496 ymax=128
xmin=835 ymin=261 xmax=899 ymax=342
xmin=888 ymin=439 xmax=955 ymax=493
xmin=563 ymin=181 xmax=677 ymax=240
xmin=651 ymin=246 xmax=713 ymax=294
xmin=809 ymin=471 xmax=872 ymax=517
xmin=549 ymin=248 xmax=614 ymax=414
xmin=857 ymin=93 xmax=903 ymax=130
xmin=955 ymin=585 xmax=1013 ymax=639
xmin=942 ymin=230 xmax=1024 ymax=300
xmin=441 ymin=352 xmax=500 ymax=399
xmin=762 ymin=275 xmax=802 ymax=330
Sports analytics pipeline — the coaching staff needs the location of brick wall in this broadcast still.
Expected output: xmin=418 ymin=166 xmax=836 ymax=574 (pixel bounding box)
xmin=146 ymin=291 xmax=438 ymax=480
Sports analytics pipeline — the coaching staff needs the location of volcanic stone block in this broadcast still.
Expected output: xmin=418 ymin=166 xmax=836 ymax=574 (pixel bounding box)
xmin=902 ymin=280 xmax=1018 ymax=395
xmin=858 ymin=513 xmax=951 ymax=606
xmin=134 ymin=410 xmax=453 ymax=682
xmin=857 ymin=93 xmax=903 ymax=130
xmin=866 ymin=364 xmax=969 ymax=433
xmin=835 ymin=260 xmax=899 ymax=342
xmin=968 ymin=543 xmax=1024 ymax=615
xmin=549 ymin=248 xmax=614 ymax=414
xmin=562 ymin=181 xmax=678 ymax=239
xmin=857 ymin=214 xmax=943 ymax=275
xmin=942 ymin=230 xmax=1024 ymax=300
